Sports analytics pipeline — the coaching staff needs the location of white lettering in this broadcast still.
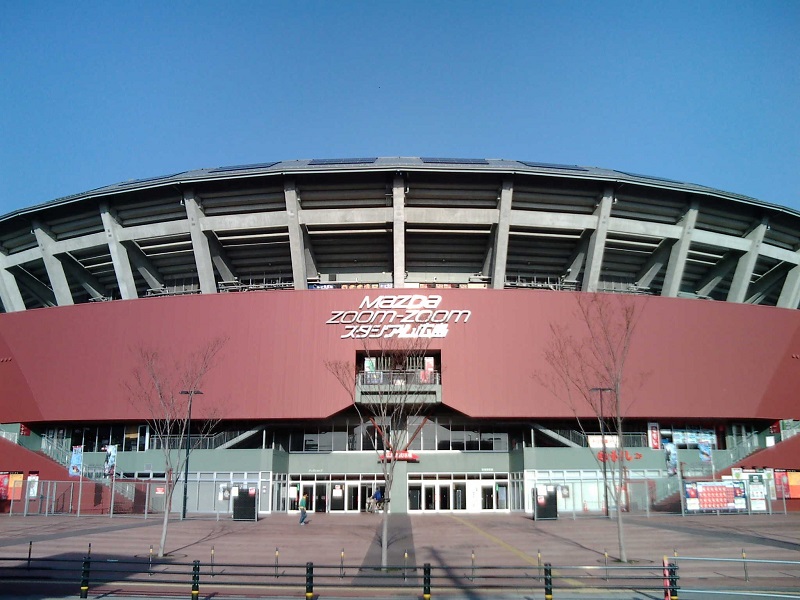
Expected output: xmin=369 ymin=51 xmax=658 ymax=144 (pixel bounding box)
xmin=331 ymin=295 xmax=466 ymax=338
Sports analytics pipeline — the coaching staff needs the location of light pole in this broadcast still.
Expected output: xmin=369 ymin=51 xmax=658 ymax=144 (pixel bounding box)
xmin=590 ymin=387 xmax=614 ymax=517
xmin=180 ymin=389 xmax=203 ymax=520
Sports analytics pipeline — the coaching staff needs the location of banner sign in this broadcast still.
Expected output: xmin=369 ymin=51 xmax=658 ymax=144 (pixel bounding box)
xmin=0 ymin=472 xmax=9 ymax=500
xmin=647 ymin=423 xmax=661 ymax=449
xmin=748 ymin=474 xmax=767 ymax=512
xmin=68 ymin=446 xmax=83 ymax=477
xmin=684 ymin=481 xmax=747 ymax=512
xmin=378 ymin=450 xmax=419 ymax=462
xmin=104 ymin=445 xmax=117 ymax=477
xmin=327 ymin=295 xmax=471 ymax=339
xmin=588 ymin=435 xmax=619 ymax=449
xmin=8 ymin=472 xmax=23 ymax=501
xmin=27 ymin=472 xmax=39 ymax=499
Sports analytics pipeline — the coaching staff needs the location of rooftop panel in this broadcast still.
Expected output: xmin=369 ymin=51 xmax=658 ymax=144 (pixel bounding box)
xmin=308 ymin=158 xmax=378 ymax=165
xmin=208 ymin=162 xmax=279 ymax=173
xmin=518 ymin=161 xmax=589 ymax=172
xmin=420 ymin=157 xmax=490 ymax=165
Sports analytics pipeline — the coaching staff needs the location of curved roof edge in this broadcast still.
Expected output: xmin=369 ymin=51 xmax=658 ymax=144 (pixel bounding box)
xmin=3 ymin=157 xmax=796 ymax=223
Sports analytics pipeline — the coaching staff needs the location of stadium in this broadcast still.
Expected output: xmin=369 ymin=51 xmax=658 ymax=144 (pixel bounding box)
xmin=0 ymin=157 xmax=799 ymax=517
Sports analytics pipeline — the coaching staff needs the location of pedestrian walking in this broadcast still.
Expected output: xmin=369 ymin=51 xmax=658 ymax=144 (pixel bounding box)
xmin=299 ymin=493 xmax=309 ymax=525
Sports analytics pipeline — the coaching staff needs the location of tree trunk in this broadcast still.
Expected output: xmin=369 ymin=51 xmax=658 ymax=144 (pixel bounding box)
xmin=158 ymin=482 xmax=174 ymax=557
xmin=381 ymin=505 xmax=389 ymax=567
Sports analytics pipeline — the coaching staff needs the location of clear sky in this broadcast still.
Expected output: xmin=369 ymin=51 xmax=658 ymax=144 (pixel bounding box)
xmin=1 ymin=2 xmax=798 ymax=216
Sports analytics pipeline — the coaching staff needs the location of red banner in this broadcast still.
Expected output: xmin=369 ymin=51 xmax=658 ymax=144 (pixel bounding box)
xmin=378 ymin=450 xmax=419 ymax=462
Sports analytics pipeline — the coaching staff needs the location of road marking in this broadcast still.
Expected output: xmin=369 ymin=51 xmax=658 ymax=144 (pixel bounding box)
xmin=448 ymin=515 xmax=540 ymax=566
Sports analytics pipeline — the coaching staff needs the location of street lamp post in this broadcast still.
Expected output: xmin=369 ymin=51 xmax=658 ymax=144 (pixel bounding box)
xmin=180 ymin=389 xmax=203 ymax=520
xmin=590 ymin=387 xmax=614 ymax=517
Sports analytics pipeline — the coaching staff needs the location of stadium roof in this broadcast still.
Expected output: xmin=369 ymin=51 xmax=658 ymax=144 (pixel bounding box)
xmin=4 ymin=157 xmax=797 ymax=223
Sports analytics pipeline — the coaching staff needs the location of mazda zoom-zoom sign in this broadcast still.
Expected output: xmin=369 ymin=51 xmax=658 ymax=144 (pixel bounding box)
xmin=327 ymin=295 xmax=471 ymax=339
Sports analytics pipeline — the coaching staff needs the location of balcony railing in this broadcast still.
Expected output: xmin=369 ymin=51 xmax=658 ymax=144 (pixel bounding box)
xmin=357 ymin=370 xmax=440 ymax=387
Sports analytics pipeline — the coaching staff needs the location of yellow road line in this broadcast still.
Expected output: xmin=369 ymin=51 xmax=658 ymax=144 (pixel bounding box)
xmin=448 ymin=515 xmax=540 ymax=566
xmin=448 ymin=515 xmax=586 ymax=589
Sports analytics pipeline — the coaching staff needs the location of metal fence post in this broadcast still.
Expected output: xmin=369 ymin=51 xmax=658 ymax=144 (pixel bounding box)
xmin=27 ymin=541 xmax=32 ymax=569
xmin=742 ymin=548 xmax=749 ymax=582
xmin=669 ymin=562 xmax=679 ymax=600
xmin=544 ymin=562 xmax=553 ymax=600
xmin=191 ymin=559 xmax=200 ymax=599
xmin=80 ymin=556 xmax=91 ymax=599
xmin=423 ymin=562 xmax=431 ymax=600
xmin=305 ymin=561 xmax=314 ymax=600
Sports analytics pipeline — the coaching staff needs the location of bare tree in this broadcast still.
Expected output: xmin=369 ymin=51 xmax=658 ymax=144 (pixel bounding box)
xmin=125 ymin=336 xmax=227 ymax=557
xmin=327 ymin=335 xmax=435 ymax=568
xmin=535 ymin=293 xmax=645 ymax=563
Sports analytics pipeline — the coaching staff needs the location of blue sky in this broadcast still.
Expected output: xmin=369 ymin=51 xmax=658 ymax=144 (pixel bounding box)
xmin=1 ymin=2 xmax=798 ymax=215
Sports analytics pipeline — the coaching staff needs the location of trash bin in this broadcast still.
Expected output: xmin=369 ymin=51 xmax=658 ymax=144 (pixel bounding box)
xmin=232 ymin=485 xmax=258 ymax=521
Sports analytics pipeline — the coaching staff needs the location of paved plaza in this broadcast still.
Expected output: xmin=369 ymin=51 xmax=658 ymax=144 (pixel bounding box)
xmin=0 ymin=511 xmax=798 ymax=598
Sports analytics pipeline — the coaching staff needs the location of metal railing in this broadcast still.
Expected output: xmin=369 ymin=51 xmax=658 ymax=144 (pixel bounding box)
xmin=357 ymin=369 xmax=441 ymax=386
xmin=0 ymin=554 xmax=679 ymax=599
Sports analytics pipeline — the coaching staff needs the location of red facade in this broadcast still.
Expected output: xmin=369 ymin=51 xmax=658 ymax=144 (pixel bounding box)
xmin=1 ymin=288 xmax=799 ymax=425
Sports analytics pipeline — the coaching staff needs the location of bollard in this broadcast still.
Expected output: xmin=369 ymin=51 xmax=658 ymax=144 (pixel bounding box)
xmin=403 ymin=549 xmax=408 ymax=581
xmin=149 ymin=544 xmax=153 ymax=576
xmin=275 ymin=547 xmax=279 ymax=578
xmin=742 ymin=548 xmax=749 ymax=582
xmin=423 ymin=562 xmax=431 ymax=600
xmin=604 ymin=549 xmax=609 ymax=581
xmin=544 ymin=562 xmax=553 ymax=600
xmin=27 ymin=541 xmax=32 ymax=570
xmin=211 ymin=546 xmax=215 ymax=578
xmin=668 ymin=562 xmax=679 ymax=600
xmin=88 ymin=542 xmax=92 ymax=558
xmin=471 ymin=548 xmax=475 ymax=581
xmin=191 ymin=560 xmax=200 ymax=599
xmin=305 ymin=562 xmax=314 ymax=600
xmin=340 ymin=548 xmax=345 ymax=579
xmin=537 ymin=549 xmax=542 ymax=580
xmin=80 ymin=556 xmax=91 ymax=599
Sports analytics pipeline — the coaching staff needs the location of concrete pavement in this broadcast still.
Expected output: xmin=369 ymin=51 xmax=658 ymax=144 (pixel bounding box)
xmin=0 ymin=511 xmax=798 ymax=598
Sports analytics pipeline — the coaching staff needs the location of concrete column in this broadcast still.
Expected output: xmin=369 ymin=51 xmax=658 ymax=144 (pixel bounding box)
xmin=490 ymin=178 xmax=513 ymax=289
xmin=581 ymin=186 xmax=614 ymax=292
xmin=32 ymin=222 xmax=73 ymax=306
xmin=392 ymin=174 xmax=406 ymax=288
xmin=284 ymin=179 xmax=308 ymax=290
xmin=183 ymin=190 xmax=217 ymax=294
xmin=727 ymin=219 xmax=768 ymax=303
xmin=778 ymin=259 xmax=800 ymax=309
xmin=662 ymin=201 xmax=698 ymax=297
xmin=100 ymin=204 xmax=139 ymax=299
xmin=0 ymin=251 xmax=26 ymax=312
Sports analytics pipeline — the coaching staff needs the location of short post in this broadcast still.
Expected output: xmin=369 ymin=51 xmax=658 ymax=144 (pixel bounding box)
xmin=211 ymin=546 xmax=215 ymax=577
xmin=604 ymin=548 xmax=609 ymax=581
xmin=423 ymin=562 xmax=431 ymax=600
xmin=470 ymin=548 xmax=475 ymax=581
xmin=403 ymin=549 xmax=408 ymax=581
xmin=544 ymin=562 xmax=553 ymax=600
xmin=149 ymin=544 xmax=153 ymax=576
xmin=537 ymin=549 xmax=542 ymax=580
xmin=305 ymin=561 xmax=314 ymax=600
xmin=88 ymin=542 xmax=92 ymax=558
xmin=669 ymin=562 xmax=679 ymax=600
xmin=27 ymin=541 xmax=32 ymax=569
xmin=742 ymin=548 xmax=748 ymax=582
xmin=340 ymin=548 xmax=345 ymax=578
xmin=191 ymin=560 xmax=200 ymax=599
xmin=80 ymin=556 xmax=91 ymax=599
xmin=274 ymin=547 xmax=279 ymax=578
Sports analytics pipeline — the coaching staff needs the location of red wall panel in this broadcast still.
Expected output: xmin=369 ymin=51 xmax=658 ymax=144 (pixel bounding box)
xmin=0 ymin=289 xmax=799 ymax=424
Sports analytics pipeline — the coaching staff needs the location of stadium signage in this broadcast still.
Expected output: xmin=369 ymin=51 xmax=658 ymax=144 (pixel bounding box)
xmin=326 ymin=294 xmax=471 ymax=339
